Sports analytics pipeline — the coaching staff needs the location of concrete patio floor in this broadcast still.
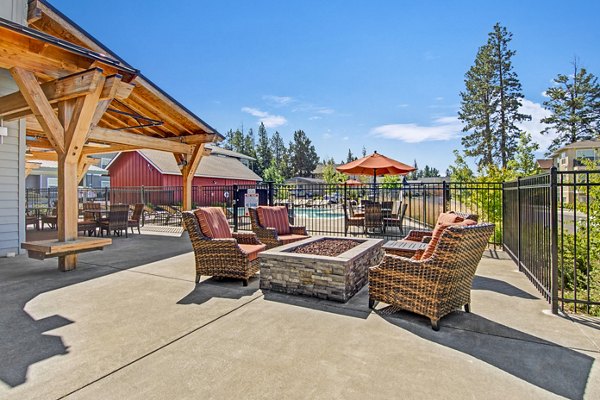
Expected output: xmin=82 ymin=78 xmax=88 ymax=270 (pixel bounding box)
xmin=1 ymin=233 xmax=599 ymax=399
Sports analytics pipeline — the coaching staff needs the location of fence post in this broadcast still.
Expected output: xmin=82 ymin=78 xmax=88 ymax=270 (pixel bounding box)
xmin=141 ymin=185 xmax=145 ymax=205
xmin=343 ymin=182 xmax=348 ymax=237
xmin=442 ymin=180 xmax=447 ymax=213
xmin=549 ymin=167 xmax=559 ymax=314
xmin=268 ymin=181 xmax=274 ymax=206
xmin=516 ymin=176 xmax=521 ymax=271
xmin=104 ymin=187 xmax=109 ymax=210
xmin=232 ymin=185 xmax=239 ymax=232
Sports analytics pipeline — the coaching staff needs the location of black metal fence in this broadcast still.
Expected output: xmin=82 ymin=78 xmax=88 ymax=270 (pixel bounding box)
xmin=503 ymin=168 xmax=600 ymax=316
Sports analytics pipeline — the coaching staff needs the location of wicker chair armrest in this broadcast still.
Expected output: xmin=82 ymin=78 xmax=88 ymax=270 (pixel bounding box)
xmin=421 ymin=236 xmax=433 ymax=244
xmin=289 ymin=225 xmax=308 ymax=235
xmin=232 ymin=231 xmax=262 ymax=245
xmin=403 ymin=229 xmax=433 ymax=242
xmin=255 ymin=226 xmax=278 ymax=238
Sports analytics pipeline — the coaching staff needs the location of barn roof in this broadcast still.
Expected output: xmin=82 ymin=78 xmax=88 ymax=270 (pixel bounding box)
xmin=108 ymin=150 xmax=262 ymax=182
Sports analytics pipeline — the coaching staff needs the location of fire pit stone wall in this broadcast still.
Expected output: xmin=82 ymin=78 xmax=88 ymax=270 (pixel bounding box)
xmin=259 ymin=236 xmax=384 ymax=302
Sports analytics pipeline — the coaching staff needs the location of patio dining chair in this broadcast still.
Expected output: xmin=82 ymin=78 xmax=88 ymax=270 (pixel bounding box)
xmin=369 ymin=222 xmax=495 ymax=330
xmin=383 ymin=203 xmax=408 ymax=233
xmin=182 ymin=208 xmax=266 ymax=286
xmin=343 ymin=201 xmax=364 ymax=234
xmin=364 ymin=203 xmax=383 ymax=233
xmin=248 ymin=206 xmax=309 ymax=249
xmin=99 ymin=204 xmax=130 ymax=237
xmin=128 ymin=203 xmax=144 ymax=234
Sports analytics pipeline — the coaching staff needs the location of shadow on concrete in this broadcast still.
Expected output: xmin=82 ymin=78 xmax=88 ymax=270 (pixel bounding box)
xmin=262 ymin=285 xmax=371 ymax=319
xmin=177 ymin=277 xmax=261 ymax=305
xmin=0 ymin=233 xmax=193 ymax=388
xmin=378 ymin=307 xmax=593 ymax=400
xmin=472 ymin=275 xmax=538 ymax=299
xmin=564 ymin=312 xmax=600 ymax=331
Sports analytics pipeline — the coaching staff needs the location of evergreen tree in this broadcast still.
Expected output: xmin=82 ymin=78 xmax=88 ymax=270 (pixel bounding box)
xmin=459 ymin=23 xmax=530 ymax=169
xmin=362 ymin=146 xmax=367 ymax=157
xmin=256 ymin=122 xmax=272 ymax=176
xmin=488 ymin=23 xmax=531 ymax=167
xmin=271 ymin=131 xmax=286 ymax=167
xmin=346 ymin=149 xmax=355 ymax=163
xmin=228 ymin=129 xmax=245 ymax=154
xmin=508 ymin=131 xmax=540 ymax=175
xmin=289 ymin=130 xmax=319 ymax=177
xmin=542 ymin=59 xmax=600 ymax=152
xmin=408 ymin=159 xmax=419 ymax=180
xmin=223 ymin=129 xmax=234 ymax=150
xmin=422 ymin=165 xmax=440 ymax=177
xmin=459 ymin=43 xmax=496 ymax=169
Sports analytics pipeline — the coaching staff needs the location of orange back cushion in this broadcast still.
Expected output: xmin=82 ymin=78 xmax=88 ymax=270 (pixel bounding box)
xmin=419 ymin=219 xmax=477 ymax=260
xmin=257 ymin=206 xmax=290 ymax=235
xmin=194 ymin=207 xmax=232 ymax=239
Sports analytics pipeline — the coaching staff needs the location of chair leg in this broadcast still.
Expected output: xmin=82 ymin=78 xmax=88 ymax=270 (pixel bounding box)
xmin=368 ymin=297 xmax=376 ymax=309
xmin=137 ymin=225 xmax=141 ymax=234
xmin=431 ymin=319 xmax=440 ymax=331
xmin=464 ymin=303 xmax=470 ymax=313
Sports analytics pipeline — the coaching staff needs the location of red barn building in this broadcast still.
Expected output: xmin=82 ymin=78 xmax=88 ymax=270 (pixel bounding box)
xmin=107 ymin=146 xmax=261 ymax=187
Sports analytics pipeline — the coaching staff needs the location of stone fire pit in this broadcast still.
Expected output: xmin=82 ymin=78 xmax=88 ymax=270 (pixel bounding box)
xmin=259 ymin=236 xmax=384 ymax=302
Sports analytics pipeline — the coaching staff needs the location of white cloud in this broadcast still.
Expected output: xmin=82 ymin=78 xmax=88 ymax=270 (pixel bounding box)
xmin=323 ymin=132 xmax=332 ymax=139
xmin=316 ymin=108 xmax=334 ymax=115
xmin=309 ymin=116 xmax=322 ymax=120
xmin=263 ymin=95 xmax=294 ymax=106
xmin=397 ymin=103 xmax=409 ymax=108
xmin=343 ymin=136 xmax=349 ymax=141
xmin=241 ymin=107 xmax=287 ymax=128
xmin=516 ymin=99 xmax=556 ymax=153
xmin=370 ymin=116 xmax=462 ymax=143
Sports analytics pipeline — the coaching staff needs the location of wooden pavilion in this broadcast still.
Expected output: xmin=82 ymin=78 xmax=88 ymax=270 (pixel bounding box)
xmin=0 ymin=1 xmax=221 ymax=270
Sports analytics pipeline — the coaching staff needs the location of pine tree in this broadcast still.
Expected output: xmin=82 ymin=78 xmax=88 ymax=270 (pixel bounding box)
xmin=256 ymin=122 xmax=272 ymax=176
xmin=459 ymin=43 xmax=496 ymax=169
xmin=362 ymin=146 xmax=367 ymax=157
xmin=346 ymin=149 xmax=355 ymax=163
xmin=289 ymin=130 xmax=319 ymax=177
xmin=488 ymin=23 xmax=531 ymax=167
xmin=408 ymin=159 xmax=419 ymax=180
xmin=459 ymin=23 xmax=530 ymax=169
xmin=271 ymin=131 xmax=286 ymax=166
xmin=542 ymin=59 xmax=600 ymax=152
xmin=228 ymin=129 xmax=244 ymax=153
xmin=223 ymin=129 xmax=234 ymax=150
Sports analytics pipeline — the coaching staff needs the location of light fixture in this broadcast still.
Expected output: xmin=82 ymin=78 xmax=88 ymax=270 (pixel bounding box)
xmin=177 ymin=159 xmax=188 ymax=168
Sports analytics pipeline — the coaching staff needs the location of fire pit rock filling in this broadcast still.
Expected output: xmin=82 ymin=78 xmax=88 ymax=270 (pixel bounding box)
xmin=259 ymin=236 xmax=384 ymax=302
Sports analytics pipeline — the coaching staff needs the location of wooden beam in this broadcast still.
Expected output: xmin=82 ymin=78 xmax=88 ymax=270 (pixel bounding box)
xmin=77 ymin=157 xmax=100 ymax=183
xmin=29 ymin=151 xmax=57 ymax=161
xmin=62 ymin=76 xmax=104 ymax=163
xmin=168 ymin=133 xmax=217 ymax=145
xmin=27 ymin=0 xmax=43 ymax=24
xmin=10 ymin=67 xmax=65 ymax=154
xmin=81 ymin=144 xmax=137 ymax=155
xmin=88 ymin=126 xmax=193 ymax=154
xmin=0 ymin=68 xmax=104 ymax=119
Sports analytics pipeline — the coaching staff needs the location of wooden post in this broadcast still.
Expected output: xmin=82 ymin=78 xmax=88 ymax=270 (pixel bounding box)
xmin=180 ymin=144 xmax=205 ymax=211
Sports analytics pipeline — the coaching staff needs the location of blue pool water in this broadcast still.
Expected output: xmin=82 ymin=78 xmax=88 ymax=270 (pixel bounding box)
xmin=293 ymin=207 xmax=344 ymax=219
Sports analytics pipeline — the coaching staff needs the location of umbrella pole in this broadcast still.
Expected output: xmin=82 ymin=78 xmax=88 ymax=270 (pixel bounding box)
xmin=373 ymin=168 xmax=377 ymax=200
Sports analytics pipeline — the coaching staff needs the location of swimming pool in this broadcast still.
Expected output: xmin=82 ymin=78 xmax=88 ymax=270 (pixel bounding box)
xmin=292 ymin=207 xmax=344 ymax=219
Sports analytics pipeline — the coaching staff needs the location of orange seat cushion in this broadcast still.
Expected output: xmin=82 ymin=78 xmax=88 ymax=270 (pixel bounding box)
xmin=194 ymin=207 xmax=232 ymax=239
xmin=419 ymin=219 xmax=477 ymax=260
xmin=257 ymin=206 xmax=290 ymax=235
xmin=238 ymin=243 xmax=267 ymax=261
xmin=279 ymin=234 xmax=310 ymax=245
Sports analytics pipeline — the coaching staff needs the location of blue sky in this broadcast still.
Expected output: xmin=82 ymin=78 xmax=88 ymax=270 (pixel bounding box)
xmin=53 ymin=0 xmax=600 ymax=173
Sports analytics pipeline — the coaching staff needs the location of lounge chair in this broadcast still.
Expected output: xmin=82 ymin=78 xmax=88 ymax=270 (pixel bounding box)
xmin=248 ymin=206 xmax=309 ymax=249
xmin=369 ymin=222 xmax=495 ymax=330
xmin=182 ymin=208 xmax=266 ymax=286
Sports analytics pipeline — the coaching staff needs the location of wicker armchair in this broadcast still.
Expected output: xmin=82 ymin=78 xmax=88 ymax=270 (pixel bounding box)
xmin=182 ymin=210 xmax=266 ymax=286
xmin=248 ymin=207 xmax=309 ymax=249
xmin=402 ymin=211 xmax=479 ymax=243
xmin=369 ymin=223 xmax=495 ymax=330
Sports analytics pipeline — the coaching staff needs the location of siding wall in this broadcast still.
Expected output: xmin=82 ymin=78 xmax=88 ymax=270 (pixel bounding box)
xmin=0 ymin=69 xmax=26 ymax=256
xmin=0 ymin=2 xmax=27 ymax=256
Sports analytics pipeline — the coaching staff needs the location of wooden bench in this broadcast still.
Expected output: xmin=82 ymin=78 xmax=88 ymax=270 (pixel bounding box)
xmin=21 ymin=237 xmax=112 ymax=260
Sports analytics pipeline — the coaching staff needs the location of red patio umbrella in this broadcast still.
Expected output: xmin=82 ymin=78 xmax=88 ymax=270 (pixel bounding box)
xmin=336 ymin=151 xmax=415 ymax=184
xmin=345 ymin=179 xmax=364 ymax=186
